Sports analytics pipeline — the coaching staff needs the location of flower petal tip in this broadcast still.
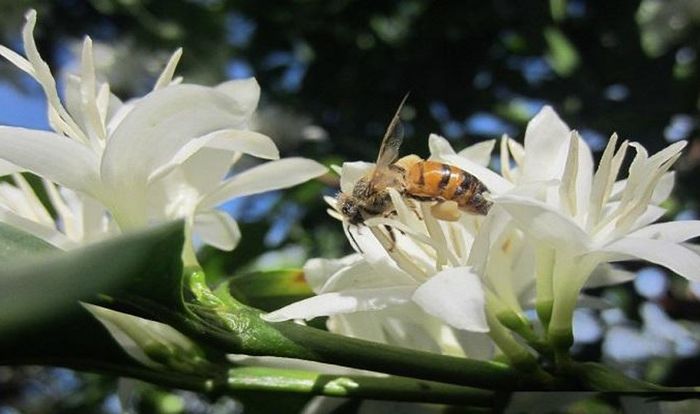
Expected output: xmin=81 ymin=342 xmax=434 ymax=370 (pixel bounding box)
xmin=260 ymin=313 xmax=287 ymax=323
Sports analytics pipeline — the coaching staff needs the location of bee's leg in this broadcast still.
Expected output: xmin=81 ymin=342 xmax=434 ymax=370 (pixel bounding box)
xmin=405 ymin=199 xmax=423 ymax=221
xmin=344 ymin=223 xmax=364 ymax=254
xmin=430 ymin=200 xmax=461 ymax=221
xmin=383 ymin=224 xmax=397 ymax=251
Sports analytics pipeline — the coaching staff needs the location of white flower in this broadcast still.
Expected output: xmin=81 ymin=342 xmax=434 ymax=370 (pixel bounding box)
xmin=0 ymin=11 xmax=327 ymax=257
xmin=0 ymin=173 xmax=116 ymax=249
xmin=267 ymin=104 xmax=697 ymax=363
xmin=268 ymin=252 xmax=494 ymax=359
xmin=264 ymin=139 xmax=545 ymax=361
xmin=486 ymin=107 xmax=699 ymax=344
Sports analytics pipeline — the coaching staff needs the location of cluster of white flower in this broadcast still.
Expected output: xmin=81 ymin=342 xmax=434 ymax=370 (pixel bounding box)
xmin=2 ymin=9 xmax=698 ymax=367
xmin=0 ymin=11 xmax=327 ymax=264
xmin=265 ymin=106 xmax=700 ymax=360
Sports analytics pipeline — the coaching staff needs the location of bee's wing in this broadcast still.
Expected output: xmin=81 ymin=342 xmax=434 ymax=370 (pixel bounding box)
xmin=375 ymin=93 xmax=409 ymax=169
xmin=368 ymin=93 xmax=409 ymax=191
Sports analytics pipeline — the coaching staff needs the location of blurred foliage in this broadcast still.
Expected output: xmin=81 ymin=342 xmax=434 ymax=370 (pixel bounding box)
xmin=2 ymin=0 xmax=700 ymax=411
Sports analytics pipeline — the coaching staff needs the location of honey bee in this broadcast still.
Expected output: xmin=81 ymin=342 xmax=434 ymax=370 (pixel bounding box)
xmin=337 ymin=95 xmax=492 ymax=226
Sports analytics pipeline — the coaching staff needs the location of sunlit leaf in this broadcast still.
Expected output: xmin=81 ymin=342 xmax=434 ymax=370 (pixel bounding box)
xmin=544 ymin=27 xmax=580 ymax=77
xmin=0 ymin=221 xmax=184 ymax=333
xmin=0 ymin=221 xmax=57 ymax=260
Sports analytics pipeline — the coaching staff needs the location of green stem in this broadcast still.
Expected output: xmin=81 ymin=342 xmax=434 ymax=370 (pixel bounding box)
xmin=2 ymin=356 xmax=493 ymax=404
xmin=548 ymin=281 xmax=579 ymax=366
xmin=535 ymin=246 xmax=555 ymax=332
xmin=108 ymin=287 xmax=526 ymax=390
xmin=225 ymin=366 xmax=495 ymax=405
xmin=485 ymin=311 xmax=536 ymax=373
xmin=487 ymin=291 xmax=550 ymax=356
xmin=141 ymin=281 xmax=524 ymax=390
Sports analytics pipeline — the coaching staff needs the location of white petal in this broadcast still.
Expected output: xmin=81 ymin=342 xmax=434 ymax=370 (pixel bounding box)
xmin=631 ymin=205 xmax=667 ymax=231
xmin=628 ymin=220 xmax=700 ymax=243
xmin=328 ymin=313 xmax=389 ymax=345
xmin=0 ymin=44 xmax=35 ymax=76
xmin=651 ymin=171 xmax=675 ymax=204
xmin=412 ymin=267 xmax=488 ymax=332
xmin=500 ymin=135 xmax=514 ymax=181
xmin=321 ymin=256 xmax=416 ymax=292
xmin=79 ymin=37 xmax=107 ymax=142
xmin=339 ymin=161 xmax=374 ymax=193
xmin=585 ymin=263 xmax=635 ymax=288
xmin=148 ymin=129 xmax=279 ymax=182
xmin=262 ymin=287 xmax=415 ymax=322
xmin=201 ymin=158 xmax=327 ymax=208
xmin=428 ymin=133 xmax=456 ymax=157
xmin=575 ymin=133 xmax=594 ymax=217
xmin=521 ymin=106 xmax=571 ymax=182
xmin=452 ymin=330 xmax=495 ymax=360
xmin=0 ymin=127 xmax=100 ymax=193
xmin=102 ymin=84 xmax=250 ymax=180
xmin=303 ymin=255 xmax=362 ymax=293
xmin=506 ymin=136 xmax=525 ymax=166
xmin=496 ymin=195 xmax=591 ymax=252
xmin=64 ymin=75 xmax=88 ymax=134
xmin=441 ymin=153 xmax=513 ymax=195
xmin=603 ymin=237 xmax=700 ymax=281
xmin=215 ymin=78 xmax=261 ymax=120
xmin=153 ymin=48 xmax=183 ymax=91
xmin=177 ymin=146 xmax=237 ymax=195
xmin=559 ymin=132 xmax=580 ymax=216
xmin=84 ymin=303 xmax=200 ymax=369
xmin=84 ymin=304 xmax=162 ymax=369
xmin=0 ymin=159 xmax=22 ymax=176
xmin=193 ymin=210 xmax=241 ymax=251
xmin=649 ymin=141 xmax=687 ymax=168
xmin=457 ymin=139 xmax=496 ymax=167
xmin=0 ymin=205 xmax=77 ymax=249
xmin=20 ymin=11 xmax=87 ymax=143
xmin=611 ymin=172 xmax=677 ymax=205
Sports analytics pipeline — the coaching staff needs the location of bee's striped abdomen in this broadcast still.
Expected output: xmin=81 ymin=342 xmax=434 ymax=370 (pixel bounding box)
xmin=405 ymin=160 xmax=491 ymax=215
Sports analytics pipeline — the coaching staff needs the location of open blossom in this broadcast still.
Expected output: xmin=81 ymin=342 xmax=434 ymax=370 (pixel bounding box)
xmin=0 ymin=11 xmax=327 ymax=256
xmin=264 ymin=140 xmax=532 ymax=358
xmin=267 ymin=104 xmax=698 ymax=361
xmin=0 ymin=174 xmax=116 ymax=249
xmin=486 ymin=108 xmax=699 ymax=341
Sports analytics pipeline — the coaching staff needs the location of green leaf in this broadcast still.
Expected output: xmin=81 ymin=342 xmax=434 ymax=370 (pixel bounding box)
xmin=226 ymin=269 xmax=314 ymax=311
xmin=549 ymin=0 xmax=567 ymax=22
xmin=0 ymin=221 xmax=58 ymax=260
xmin=0 ymin=221 xmax=185 ymax=334
xmin=544 ymin=27 xmax=580 ymax=77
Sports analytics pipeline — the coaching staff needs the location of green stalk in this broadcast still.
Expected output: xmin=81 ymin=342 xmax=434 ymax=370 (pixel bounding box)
xmin=225 ymin=366 xmax=495 ymax=405
xmin=110 ymin=270 xmax=537 ymax=390
xmin=143 ymin=276 xmax=524 ymax=390
xmin=485 ymin=311 xmax=536 ymax=372
xmin=534 ymin=245 xmax=555 ymax=331
xmin=486 ymin=291 xmax=549 ymax=355
xmin=548 ymin=284 xmax=578 ymax=368
xmin=2 ymin=356 xmax=493 ymax=404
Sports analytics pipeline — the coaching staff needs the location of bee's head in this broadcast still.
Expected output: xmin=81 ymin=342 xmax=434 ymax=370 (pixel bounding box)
xmin=337 ymin=193 xmax=364 ymax=225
